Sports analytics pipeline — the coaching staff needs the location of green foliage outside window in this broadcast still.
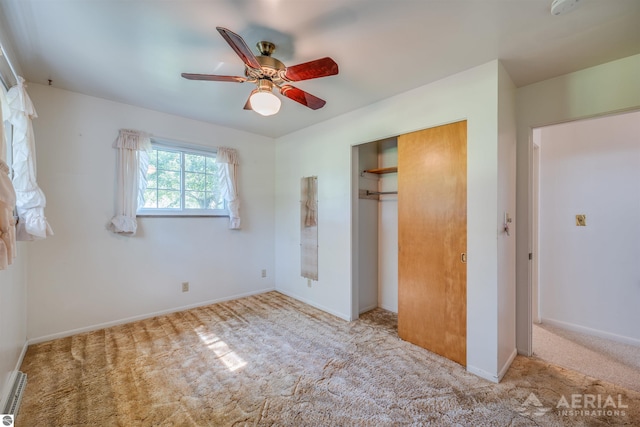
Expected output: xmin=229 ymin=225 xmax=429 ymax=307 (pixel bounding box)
xmin=142 ymin=146 xmax=224 ymax=211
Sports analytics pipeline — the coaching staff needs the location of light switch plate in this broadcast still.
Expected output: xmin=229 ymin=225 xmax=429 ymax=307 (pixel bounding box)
xmin=575 ymin=214 xmax=586 ymax=226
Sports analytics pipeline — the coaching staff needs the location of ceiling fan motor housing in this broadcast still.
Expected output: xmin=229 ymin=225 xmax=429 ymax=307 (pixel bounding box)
xmin=256 ymin=78 xmax=275 ymax=93
xmin=247 ymin=55 xmax=286 ymax=83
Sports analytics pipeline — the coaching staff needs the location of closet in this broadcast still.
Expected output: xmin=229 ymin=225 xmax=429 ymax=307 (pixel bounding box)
xmin=356 ymin=137 xmax=398 ymax=315
xmin=356 ymin=120 xmax=467 ymax=367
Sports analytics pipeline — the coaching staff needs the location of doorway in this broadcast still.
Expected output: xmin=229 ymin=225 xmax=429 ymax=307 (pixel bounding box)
xmin=530 ymin=110 xmax=640 ymax=389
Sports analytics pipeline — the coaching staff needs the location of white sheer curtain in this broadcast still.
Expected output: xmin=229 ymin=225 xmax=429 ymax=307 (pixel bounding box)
xmin=7 ymin=76 xmax=53 ymax=241
xmin=108 ymin=129 xmax=150 ymax=235
xmin=217 ymin=147 xmax=240 ymax=229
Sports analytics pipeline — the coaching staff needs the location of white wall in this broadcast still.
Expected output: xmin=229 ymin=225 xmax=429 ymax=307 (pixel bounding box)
xmin=26 ymin=84 xmax=276 ymax=341
xmin=357 ymin=142 xmax=378 ymax=313
xmin=377 ymin=139 xmax=398 ymax=313
xmin=497 ymin=62 xmax=517 ymax=376
xmin=538 ymin=111 xmax=640 ymax=344
xmin=275 ymin=60 xmax=515 ymax=382
xmin=515 ymin=54 xmax=640 ymax=354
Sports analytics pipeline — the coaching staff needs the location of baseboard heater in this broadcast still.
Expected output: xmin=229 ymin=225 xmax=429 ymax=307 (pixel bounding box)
xmin=3 ymin=371 xmax=27 ymax=416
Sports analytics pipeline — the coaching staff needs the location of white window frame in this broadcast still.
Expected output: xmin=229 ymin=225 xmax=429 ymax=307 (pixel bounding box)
xmin=1 ymin=84 xmax=12 ymax=168
xmin=137 ymin=139 xmax=229 ymax=217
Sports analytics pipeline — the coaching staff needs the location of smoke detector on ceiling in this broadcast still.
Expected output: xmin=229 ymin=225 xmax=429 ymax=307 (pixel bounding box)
xmin=551 ymin=0 xmax=581 ymax=15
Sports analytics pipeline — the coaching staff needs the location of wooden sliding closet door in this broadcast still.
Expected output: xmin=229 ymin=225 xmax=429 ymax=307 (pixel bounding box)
xmin=397 ymin=120 xmax=467 ymax=366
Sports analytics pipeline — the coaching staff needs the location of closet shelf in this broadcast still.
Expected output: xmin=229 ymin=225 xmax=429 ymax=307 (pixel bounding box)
xmin=362 ymin=166 xmax=397 ymax=175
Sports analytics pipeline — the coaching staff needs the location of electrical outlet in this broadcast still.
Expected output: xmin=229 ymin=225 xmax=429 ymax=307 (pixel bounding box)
xmin=182 ymin=282 xmax=189 ymax=292
xmin=261 ymin=269 xmax=267 ymax=278
xmin=307 ymin=279 xmax=312 ymax=288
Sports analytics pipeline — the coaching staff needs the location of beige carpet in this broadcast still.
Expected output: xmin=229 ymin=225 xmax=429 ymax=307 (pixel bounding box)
xmin=18 ymin=292 xmax=640 ymax=426
xmin=533 ymin=322 xmax=640 ymax=393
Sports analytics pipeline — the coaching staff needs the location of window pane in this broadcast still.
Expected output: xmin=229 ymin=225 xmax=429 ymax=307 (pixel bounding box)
xmin=185 ymin=153 xmax=206 ymax=173
xmin=157 ymin=150 xmax=180 ymax=171
xmin=139 ymin=143 xmax=227 ymax=215
xmin=205 ymin=192 xmax=225 ymax=210
xmin=157 ymin=190 xmax=181 ymax=209
xmin=184 ymin=171 xmax=206 ymax=192
xmin=157 ymin=170 xmax=180 ymax=190
xmin=206 ymin=173 xmax=221 ymax=193
xmin=143 ymin=189 xmax=157 ymax=208
xmin=185 ymin=191 xmax=208 ymax=209
xmin=147 ymin=149 xmax=158 ymax=168
xmin=145 ymin=168 xmax=158 ymax=189
xmin=205 ymin=158 xmax=219 ymax=174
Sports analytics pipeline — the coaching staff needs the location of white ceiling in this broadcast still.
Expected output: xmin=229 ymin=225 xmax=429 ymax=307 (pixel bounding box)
xmin=1 ymin=0 xmax=638 ymax=138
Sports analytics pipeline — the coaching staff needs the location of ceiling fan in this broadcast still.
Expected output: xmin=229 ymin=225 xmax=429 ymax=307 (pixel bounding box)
xmin=182 ymin=27 xmax=339 ymax=116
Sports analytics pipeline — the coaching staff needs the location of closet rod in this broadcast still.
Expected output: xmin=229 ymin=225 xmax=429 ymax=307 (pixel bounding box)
xmin=366 ymin=190 xmax=398 ymax=195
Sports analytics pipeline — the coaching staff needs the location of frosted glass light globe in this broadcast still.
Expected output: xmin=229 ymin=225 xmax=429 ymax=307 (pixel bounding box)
xmin=250 ymin=91 xmax=281 ymax=116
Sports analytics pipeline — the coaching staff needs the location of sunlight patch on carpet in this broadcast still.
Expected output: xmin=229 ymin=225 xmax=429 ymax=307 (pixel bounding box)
xmin=195 ymin=326 xmax=247 ymax=372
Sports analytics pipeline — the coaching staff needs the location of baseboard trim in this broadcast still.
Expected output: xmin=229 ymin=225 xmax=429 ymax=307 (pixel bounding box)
xmin=466 ymin=364 xmax=499 ymax=384
xmin=541 ymin=318 xmax=640 ymax=347
xmin=377 ymin=303 xmax=398 ymax=314
xmin=275 ymin=289 xmax=351 ymax=321
xmin=497 ymin=348 xmax=518 ymax=382
xmin=0 ymin=340 xmax=29 ymax=413
xmin=28 ymin=287 xmax=276 ymax=345
xmin=358 ymin=303 xmax=378 ymax=314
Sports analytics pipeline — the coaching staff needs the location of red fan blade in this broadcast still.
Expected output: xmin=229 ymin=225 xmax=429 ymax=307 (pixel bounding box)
xmin=279 ymin=85 xmax=326 ymax=110
xmin=283 ymin=57 xmax=338 ymax=82
xmin=181 ymin=73 xmax=246 ymax=83
xmin=216 ymin=27 xmax=262 ymax=70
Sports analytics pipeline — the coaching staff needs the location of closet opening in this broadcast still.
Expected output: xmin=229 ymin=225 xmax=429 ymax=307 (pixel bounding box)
xmin=352 ymin=137 xmax=398 ymax=319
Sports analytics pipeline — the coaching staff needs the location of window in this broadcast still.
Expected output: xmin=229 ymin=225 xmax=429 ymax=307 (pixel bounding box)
xmin=1 ymin=83 xmax=12 ymax=166
xmin=0 ymin=48 xmax=16 ymax=168
xmin=138 ymin=141 xmax=228 ymax=216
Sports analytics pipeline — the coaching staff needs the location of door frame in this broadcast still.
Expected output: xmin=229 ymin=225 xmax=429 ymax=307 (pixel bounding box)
xmin=531 ymin=139 xmax=540 ymax=324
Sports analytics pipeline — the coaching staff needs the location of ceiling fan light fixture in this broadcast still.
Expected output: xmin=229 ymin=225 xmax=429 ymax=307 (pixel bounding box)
xmin=250 ymin=91 xmax=281 ymax=116
xmin=250 ymin=80 xmax=281 ymax=116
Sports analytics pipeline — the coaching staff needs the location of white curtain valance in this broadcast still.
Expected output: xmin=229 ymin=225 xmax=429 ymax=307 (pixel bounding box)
xmin=113 ymin=129 xmax=152 ymax=151
xmin=217 ymin=146 xmax=240 ymax=229
xmin=108 ymin=129 xmax=151 ymax=235
xmin=7 ymin=76 xmax=53 ymax=241
xmin=216 ymin=146 xmax=239 ymax=165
